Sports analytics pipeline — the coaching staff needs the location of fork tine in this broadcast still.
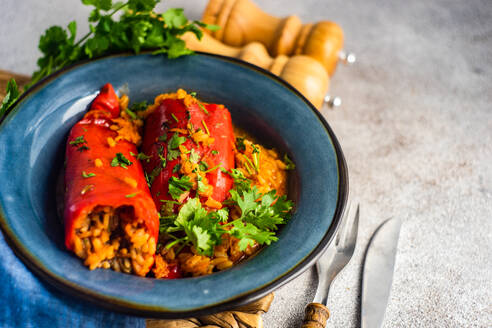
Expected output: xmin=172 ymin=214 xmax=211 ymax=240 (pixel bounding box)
xmin=335 ymin=199 xmax=352 ymax=246
xmin=342 ymin=204 xmax=359 ymax=248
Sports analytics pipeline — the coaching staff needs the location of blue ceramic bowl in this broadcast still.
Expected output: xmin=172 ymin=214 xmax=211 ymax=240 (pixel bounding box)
xmin=0 ymin=53 xmax=347 ymax=318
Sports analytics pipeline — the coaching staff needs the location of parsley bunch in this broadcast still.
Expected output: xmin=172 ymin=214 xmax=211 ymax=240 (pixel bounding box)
xmin=0 ymin=0 xmax=217 ymax=121
xmin=160 ymin=170 xmax=294 ymax=256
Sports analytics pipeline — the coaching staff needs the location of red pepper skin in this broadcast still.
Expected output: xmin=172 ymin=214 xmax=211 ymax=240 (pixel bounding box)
xmin=64 ymin=84 xmax=159 ymax=253
xmin=165 ymin=263 xmax=182 ymax=279
xmin=141 ymin=98 xmax=235 ymax=206
xmin=88 ymin=83 xmax=120 ymax=118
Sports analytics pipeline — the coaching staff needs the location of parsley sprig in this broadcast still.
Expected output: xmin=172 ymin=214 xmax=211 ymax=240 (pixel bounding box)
xmin=160 ymin=169 xmax=294 ymax=256
xmin=0 ymin=0 xmax=218 ymax=121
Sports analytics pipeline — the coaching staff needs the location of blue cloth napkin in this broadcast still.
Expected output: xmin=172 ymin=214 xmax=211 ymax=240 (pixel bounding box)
xmin=0 ymin=230 xmax=146 ymax=328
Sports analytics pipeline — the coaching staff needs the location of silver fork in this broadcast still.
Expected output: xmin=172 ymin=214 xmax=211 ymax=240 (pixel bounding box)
xmin=300 ymin=201 xmax=360 ymax=328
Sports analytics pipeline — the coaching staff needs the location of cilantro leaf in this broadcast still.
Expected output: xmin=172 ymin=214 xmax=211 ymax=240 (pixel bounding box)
xmin=146 ymin=166 xmax=161 ymax=187
xmin=128 ymin=0 xmax=158 ymax=12
xmin=227 ymin=187 xmax=293 ymax=247
xmin=111 ymin=152 xmax=132 ymax=169
xmin=136 ymin=152 xmax=151 ymax=162
xmin=69 ymin=135 xmax=87 ymax=146
xmin=197 ymin=175 xmax=206 ymax=193
xmin=0 ymin=79 xmax=20 ymax=120
xmin=162 ymin=8 xmax=188 ymax=29
xmin=167 ymin=133 xmax=186 ymax=161
xmin=128 ymin=100 xmax=148 ymax=112
xmin=236 ymin=137 xmax=246 ymax=151
xmin=229 ymin=221 xmax=278 ymax=251
xmin=82 ymin=171 xmax=96 ymax=178
xmin=189 ymin=148 xmax=200 ymax=163
xmin=283 ymin=154 xmax=296 ymax=170
xmin=82 ymin=0 xmax=113 ymax=11
xmin=168 ymin=175 xmax=192 ymax=200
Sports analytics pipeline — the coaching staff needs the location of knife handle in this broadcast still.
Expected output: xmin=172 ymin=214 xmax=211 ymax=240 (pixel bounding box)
xmin=300 ymin=303 xmax=330 ymax=328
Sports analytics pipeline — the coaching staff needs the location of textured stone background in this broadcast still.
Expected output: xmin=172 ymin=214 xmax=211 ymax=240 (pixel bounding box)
xmin=1 ymin=0 xmax=491 ymax=327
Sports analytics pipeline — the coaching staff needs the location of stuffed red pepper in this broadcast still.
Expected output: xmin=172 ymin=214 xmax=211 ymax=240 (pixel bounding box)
xmin=140 ymin=90 xmax=235 ymax=209
xmin=64 ymin=83 xmax=159 ymax=277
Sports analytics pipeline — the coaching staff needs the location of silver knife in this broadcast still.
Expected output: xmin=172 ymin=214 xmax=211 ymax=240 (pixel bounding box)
xmin=361 ymin=217 xmax=402 ymax=328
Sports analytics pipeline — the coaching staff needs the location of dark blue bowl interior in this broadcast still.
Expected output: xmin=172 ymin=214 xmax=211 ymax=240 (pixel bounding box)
xmin=0 ymin=53 xmax=345 ymax=317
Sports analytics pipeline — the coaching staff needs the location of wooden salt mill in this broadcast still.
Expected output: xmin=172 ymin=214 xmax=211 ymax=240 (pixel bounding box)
xmin=182 ymin=32 xmax=335 ymax=109
xmin=201 ymin=0 xmax=356 ymax=76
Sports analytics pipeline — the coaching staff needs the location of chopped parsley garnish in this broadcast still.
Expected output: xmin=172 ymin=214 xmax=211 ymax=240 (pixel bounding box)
xmin=236 ymin=137 xmax=246 ymax=151
xmin=243 ymin=155 xmax=256 ymax=174
xmin=168 ymin=175 xmax=192 ymax=200
xmin=77 ymin=145 xmax=90 ymax=152
xmin=189 ymin=148 xmax=200 ymax=163
xmin=146 ymin=166 xmax=162 ymax=187
xmin=125 ymin=193 xmax=137 ymax=198
xmin=69 ymin=135 xmax=87 ymax=146
xmin=173 ymin=163 xmax=182 ymax=173
xmin=225 ymin=168 xmax=252 ymax=194
xmin=125 ymin=108 xmax=137 ymax=120
xmin=80 ymin=184 xmax=94 ymax=195
xmin=204 ymin=164 xmax=221 ymax=174
xmin=189 ymin=91 xmax=209 ymax=115
xmin=128 ymin=101 xmax=148 ymax=112
xmin=197 ymin=175 xmax=206 ymax=193
xmin=199 ymin=161 xmax=209 ymax=171
xmin=82 ymin=171 xmax=96 ymax=178
xmin=197 ymin=102 xmax=209 ymax=115
xmin=158 ymin=154 xmax=167 ymax=168
xmin=202 ymin=120 xmax=210 ymax=135
xmin=252 ymin=144 xmax=260 ymax=171
xmin=283 ymin=154 xmax=296 ymax=170
xmin=136 ymin=152 xmax=151 ymax=162
xmin=167 ymin=133 xmax=186 ymax=161
xmin=111 ymin=152 xmax=132 ymax=169
xmin=211 ymin=150 xmax=219 ymax=155
xmin=171 ymin=113 xmax=179 ymax=122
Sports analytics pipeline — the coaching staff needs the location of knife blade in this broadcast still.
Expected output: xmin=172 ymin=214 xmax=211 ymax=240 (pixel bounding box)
xmin=361 ymin=217 xmax=402 ymax=328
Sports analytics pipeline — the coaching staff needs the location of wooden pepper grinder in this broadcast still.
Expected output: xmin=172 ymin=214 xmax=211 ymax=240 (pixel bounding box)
xmin=201 ymin=0 xmax=355 ymax=76
xmin=182 ymin=32 xmax=337 ymax=109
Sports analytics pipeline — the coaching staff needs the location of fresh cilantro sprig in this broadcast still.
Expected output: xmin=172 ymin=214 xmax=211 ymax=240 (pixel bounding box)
xmin=224 ymin=168 xmax=252 ymax=195
xmin=161 ymin=198 xmax=228 ymax=256
xmin=161 ymin=172 xmax=294 ymax=256
xmin=0 ymin=0 xmax=218 ymax=121
xmin=30 ymin=0 xmax=215 ymax=88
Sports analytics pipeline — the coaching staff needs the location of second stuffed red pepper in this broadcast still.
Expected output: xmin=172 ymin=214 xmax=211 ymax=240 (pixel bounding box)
xmin=141 ymin=90 xmax=235 ymax=211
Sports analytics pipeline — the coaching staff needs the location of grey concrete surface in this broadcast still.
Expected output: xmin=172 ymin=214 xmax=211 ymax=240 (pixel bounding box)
xmin=1 ymin=0 xmax=491 ymax=327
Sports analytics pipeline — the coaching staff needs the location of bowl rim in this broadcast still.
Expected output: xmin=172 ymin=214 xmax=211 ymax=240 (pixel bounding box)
xmin=0 ymin=51 xmax=348 ymax=318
